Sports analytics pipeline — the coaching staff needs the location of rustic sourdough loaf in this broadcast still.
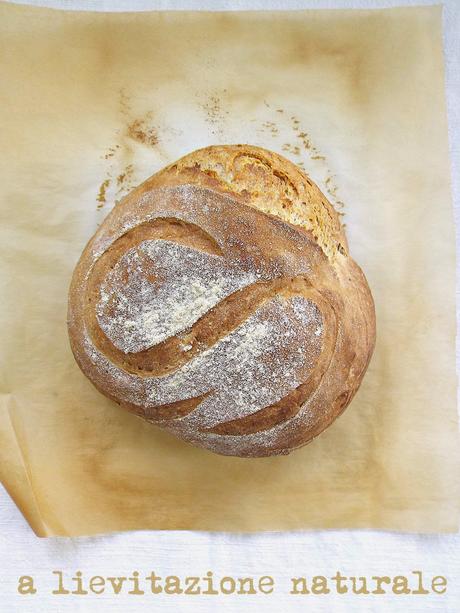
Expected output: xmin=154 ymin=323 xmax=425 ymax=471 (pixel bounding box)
xmin=68 ymin=145 xmax=375 ymax=457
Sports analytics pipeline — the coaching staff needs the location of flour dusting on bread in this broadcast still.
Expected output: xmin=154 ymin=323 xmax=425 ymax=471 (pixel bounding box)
xmin=146 ymin=296 xmax=322 ymax=428
xmin=97 ymin=240 xmax=260 ymax=353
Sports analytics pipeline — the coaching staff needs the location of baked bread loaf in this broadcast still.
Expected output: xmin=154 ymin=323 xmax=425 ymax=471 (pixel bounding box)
xmin=68 ymin=145 xmax=375 ymax=457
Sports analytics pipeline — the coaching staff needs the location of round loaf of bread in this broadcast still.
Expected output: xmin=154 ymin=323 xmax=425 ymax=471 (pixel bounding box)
xmin=68 ymin=145 xmax=375 ymax=457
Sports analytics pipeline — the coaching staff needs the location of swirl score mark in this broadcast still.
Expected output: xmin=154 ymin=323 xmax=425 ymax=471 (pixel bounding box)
xmin=78 ymin=185 xmax=339 ymax=455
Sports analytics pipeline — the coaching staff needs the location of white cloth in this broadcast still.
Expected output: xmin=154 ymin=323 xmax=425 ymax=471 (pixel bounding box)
xmin=1 ymin=0 xmax=459 ymax=611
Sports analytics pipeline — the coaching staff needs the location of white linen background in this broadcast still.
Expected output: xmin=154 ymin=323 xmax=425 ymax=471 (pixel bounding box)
xmin=0 ymin=0 xmax=459 ymax=611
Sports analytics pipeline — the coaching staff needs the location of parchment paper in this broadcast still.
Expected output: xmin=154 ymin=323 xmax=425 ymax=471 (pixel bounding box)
xmin=0 ymin=2 xmax=458 ymax=536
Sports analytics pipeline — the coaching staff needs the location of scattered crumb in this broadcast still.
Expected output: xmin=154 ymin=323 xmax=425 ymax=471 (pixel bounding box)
xmin=96 ymin=179 xmax=110 ymax=207
xmin=116 ymin=164 xmax=135 ymax=196
xmin=127 ymin=117 xmax=159 ymax=147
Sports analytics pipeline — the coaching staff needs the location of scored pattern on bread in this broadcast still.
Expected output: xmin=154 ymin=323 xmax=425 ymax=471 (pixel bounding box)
xmin=97 ymin=239 xmax=262 ymax=353
xmin=68 ymin=146 xmax=376 ymax=457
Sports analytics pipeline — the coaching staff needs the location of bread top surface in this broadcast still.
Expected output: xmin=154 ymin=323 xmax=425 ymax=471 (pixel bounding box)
xmin=68 ymin=145 xmax=375 ymax=457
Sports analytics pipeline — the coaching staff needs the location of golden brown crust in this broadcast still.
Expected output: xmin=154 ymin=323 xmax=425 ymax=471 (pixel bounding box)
xmin=67 ymin=145 xmax=375 ymax=457
xmin=130 ymin=144 xmax=349 ymax=260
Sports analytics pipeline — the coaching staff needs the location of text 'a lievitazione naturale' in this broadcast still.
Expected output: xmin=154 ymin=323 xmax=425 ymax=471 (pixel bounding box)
xmin=16 ymin=570 xmax=447 ymax=596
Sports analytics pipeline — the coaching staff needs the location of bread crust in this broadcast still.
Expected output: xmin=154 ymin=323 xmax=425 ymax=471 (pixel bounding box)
xmin=132 ymin=144 xmax=349 ymax=260
xmin=68 ymin=145 xmax=375 ymax=457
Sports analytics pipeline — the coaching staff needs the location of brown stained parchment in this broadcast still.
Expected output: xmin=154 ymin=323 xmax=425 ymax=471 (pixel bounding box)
xmin=0 ymin=3 xmax=458 ymax=536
